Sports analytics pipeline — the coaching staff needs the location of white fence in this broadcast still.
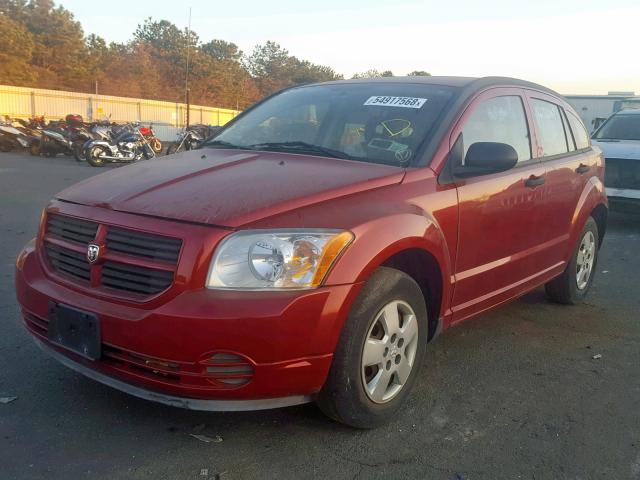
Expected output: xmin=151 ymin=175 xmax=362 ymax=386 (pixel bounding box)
xmin=0 ymin=85 xmax=240 ymax=141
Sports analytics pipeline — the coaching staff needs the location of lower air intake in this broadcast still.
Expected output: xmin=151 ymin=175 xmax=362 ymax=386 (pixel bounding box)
xmin=202 ymin=352 xmax=254 ymax=387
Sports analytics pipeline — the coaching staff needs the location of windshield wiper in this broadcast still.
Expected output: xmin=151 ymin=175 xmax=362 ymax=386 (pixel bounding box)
xmin=246 ymin=141 xmax=354 ymax=160
xmin=204 ymin=140 xmax=247 ymax=149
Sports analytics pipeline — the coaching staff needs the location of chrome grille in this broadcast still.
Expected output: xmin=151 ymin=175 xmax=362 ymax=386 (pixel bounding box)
xmin=106 ymin=227 xmax=182 ymax=263
xmin=47 ymin=215 xmax=98 ymax=244
xmin=45 ymin=243 xmax=91 ymax=281
xmin=43 ymin=213 xmax=182 ymax=297
xmin=102 ymin=261 xmax=174 ymax=295
xmin=605 ymin=158 xmax=640 ymax=190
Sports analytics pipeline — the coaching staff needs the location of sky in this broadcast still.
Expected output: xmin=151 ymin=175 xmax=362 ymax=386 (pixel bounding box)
xmin=61 ymin=0 xmax=640 ymax=95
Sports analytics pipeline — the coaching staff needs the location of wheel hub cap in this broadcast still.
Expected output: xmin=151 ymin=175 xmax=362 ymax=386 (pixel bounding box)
xmin=361 ymin=300 xmax=419 ymax=404
xmin=576 ymin=230 xmax=596 ymax=290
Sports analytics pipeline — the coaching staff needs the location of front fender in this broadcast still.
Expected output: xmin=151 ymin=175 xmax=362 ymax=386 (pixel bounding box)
xmin=325 ymin=211 xmax=452 ymax=313
xmin=83 ymin=140 xmax=112 ymax=151
xmin=326 ymin=212 xmax=451 ymax=284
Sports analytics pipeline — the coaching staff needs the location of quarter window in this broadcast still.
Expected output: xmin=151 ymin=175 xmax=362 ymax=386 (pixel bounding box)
xmin=462 ymin=96 xmax=531 ymax=163
xmin=566 ymin=110 xmax=590 ymax=149
xmin=531 ymin=99 xmax=569 ymax=157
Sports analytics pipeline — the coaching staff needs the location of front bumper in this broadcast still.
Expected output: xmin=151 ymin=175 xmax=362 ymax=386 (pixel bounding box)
xmin=606 ymin=188 xmax=640 ymax=213
xmin=16 ymin=240 xmax=361 ymax=409
xmin=32 ymin=337 xmax=311 ymax=411
xmin=606 ymin=187 xmax=640 ymax=201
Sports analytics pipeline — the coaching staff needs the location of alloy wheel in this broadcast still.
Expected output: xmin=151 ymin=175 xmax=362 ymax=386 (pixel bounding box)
xmin=361 ymin=300 xmax=419 ymax=403
xmin=576 ymin=230 xmax=596 ymax=290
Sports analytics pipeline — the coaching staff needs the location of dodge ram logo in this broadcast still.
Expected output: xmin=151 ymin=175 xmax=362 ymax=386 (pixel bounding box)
xmin=87 ymin=243 xmax=101 ymax=264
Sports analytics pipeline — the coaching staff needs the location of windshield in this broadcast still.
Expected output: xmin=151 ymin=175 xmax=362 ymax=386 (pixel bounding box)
xmin=594 ymin=114 xmax=640 ymax=141
xmin=205 ymin=83 xmax=458 ymax=166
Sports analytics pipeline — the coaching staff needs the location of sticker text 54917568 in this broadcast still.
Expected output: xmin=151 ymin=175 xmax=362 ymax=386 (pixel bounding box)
xmin=363 ymin=96 xmax=428 ymax=109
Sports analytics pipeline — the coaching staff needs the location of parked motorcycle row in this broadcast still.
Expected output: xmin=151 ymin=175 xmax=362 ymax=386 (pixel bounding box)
xmin=0 ymin=114 xmax=188 ymax=167
xmin=166 ymin=124 xmax=221 ymax=155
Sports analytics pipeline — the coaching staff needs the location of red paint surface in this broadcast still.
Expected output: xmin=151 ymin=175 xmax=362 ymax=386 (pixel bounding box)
xmin=15 ymin=82 xmax=608 ymax=402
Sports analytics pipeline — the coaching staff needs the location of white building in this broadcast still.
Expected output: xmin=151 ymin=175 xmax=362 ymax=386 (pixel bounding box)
xmin=564 ymin=92 xmax=640 ymax=133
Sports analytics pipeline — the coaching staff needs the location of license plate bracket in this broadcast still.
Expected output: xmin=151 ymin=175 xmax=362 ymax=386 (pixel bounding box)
xmin=48 ymin=303 xmax=101 ymax=360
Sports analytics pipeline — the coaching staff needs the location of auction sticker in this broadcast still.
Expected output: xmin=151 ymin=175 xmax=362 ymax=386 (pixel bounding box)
xmin=364 ymin=96 xmax=427 ymax=108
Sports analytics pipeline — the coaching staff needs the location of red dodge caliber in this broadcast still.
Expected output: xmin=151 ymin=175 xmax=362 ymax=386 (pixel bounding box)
xmin=15 ymin=77 xmax=608 ymax=427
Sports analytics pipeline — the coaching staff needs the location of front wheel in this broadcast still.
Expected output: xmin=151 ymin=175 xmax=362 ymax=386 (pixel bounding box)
xmin=545 ymin=216 xmax=599 ymax=304
xmin=72 ymin=142 xmax=85 ymax=161
xmin=317 ymin=267 xmax=428 ymax=428
xmin=166 ymin=143 xmax=179 ymax=155
xmin=86 ymin=145 xmax=108 ymax=167
xmin=150 ymin=138 xmax=162 ymax=154
xmin=29 ymin=141 xmax=41 ymax=156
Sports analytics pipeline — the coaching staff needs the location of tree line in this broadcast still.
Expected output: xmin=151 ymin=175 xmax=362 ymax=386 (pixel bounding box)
xmin=0 ymin=0 xmax=430 ymax=110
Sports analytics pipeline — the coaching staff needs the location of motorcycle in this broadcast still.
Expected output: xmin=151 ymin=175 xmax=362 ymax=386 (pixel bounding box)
xmin=166 ymin=124 xmax=220 ymax=155
xmin=0 ymin=118 xmax=31 ymax=152
xmin=34 ymin=115 xmax=97 ymax=160
xmin=15 ymin=117 xmax=46 ymax=155
xmin=83 ymin=122 xmax=155 ymax=167
xmin=139 ymin=125 xmax=162 ymax=154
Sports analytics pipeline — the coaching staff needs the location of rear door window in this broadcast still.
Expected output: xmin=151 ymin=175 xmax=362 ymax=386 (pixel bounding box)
xmin=531 ymin=99 xmax=569 ymax=157
xmin=461 ymin=95 xmax=531 ymax=163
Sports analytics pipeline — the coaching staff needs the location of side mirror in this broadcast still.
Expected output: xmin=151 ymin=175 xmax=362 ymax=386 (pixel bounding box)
xmin=465 ymin=142 xmax=518 ymax=170
xmin=455 ymin=142 xmax=518 ymax=177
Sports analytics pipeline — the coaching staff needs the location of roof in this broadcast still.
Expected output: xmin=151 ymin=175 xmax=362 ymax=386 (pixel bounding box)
xmin=322 ymin=76 xmax=478 ymax=88
xmin=317 ymin=75 xmax=560 ymax=96
xmin=564 ymin=94 xmax=638 ymax=100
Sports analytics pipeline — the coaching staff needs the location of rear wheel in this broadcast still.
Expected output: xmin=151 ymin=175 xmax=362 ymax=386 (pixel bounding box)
xmin=545 ymin=217 xmax=599 ymax=304
xmin=87 ymin=145 xmax=108 ymax=167
xmin=317 ymin=267 xmax=428 ymax=428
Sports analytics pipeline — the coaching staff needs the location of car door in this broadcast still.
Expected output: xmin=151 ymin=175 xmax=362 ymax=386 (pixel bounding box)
xmin=448 ymin=88 xmax=548 ymax=324
xmin=523 ymin=90 xmax=600 ymax=268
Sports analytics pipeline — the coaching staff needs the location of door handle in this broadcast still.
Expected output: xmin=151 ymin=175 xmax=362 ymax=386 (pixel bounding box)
xmin=575 ymin=163 xmax=590 ymax=174
xmin=525 ymin=174 xmax=545 ymax=188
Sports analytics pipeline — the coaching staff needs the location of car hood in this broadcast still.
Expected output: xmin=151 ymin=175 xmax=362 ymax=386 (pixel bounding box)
xmin=592 ymin=139 xmax=640 ymax=160
xmin=56 ymin=149 xmax=405 ymax=228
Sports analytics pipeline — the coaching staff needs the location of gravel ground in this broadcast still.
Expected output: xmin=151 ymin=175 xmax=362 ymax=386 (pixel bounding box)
xmin=1 ymin=152 xmax=639 ymax=480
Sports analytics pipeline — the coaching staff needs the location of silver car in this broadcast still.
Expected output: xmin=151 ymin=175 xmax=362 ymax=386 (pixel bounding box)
xmin=591 ymin=109 xmax=640 ymax=209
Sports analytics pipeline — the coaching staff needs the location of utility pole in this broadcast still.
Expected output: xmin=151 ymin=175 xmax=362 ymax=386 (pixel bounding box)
xmin=186 ymin=88 xmax=190 ymax=128
xmin=184 ymin=7 xmax=192 ymax=128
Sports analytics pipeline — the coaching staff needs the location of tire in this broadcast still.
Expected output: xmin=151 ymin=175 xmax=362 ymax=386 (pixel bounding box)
xmin=545 ymin=217 xmax=599 ymax=305
xmin=142 ymin=144 xmax=154 ymax=159
xmin=151 ymin=138 xmax=162 ymax=154
xmin=317 ymin=267 xmax=428 ymax=428
xmin=87 ymin=145 xmax=108 ymax=167
xmin=72 ymin=143 xmax=85 ymax=161
xmin=29 ymin=141 xmax=41 ymax=156
xmin=166 ymin=143 xmax=179 ymax=155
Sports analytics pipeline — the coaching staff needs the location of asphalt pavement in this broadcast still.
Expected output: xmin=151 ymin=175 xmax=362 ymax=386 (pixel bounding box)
xmin=1 ymin=152 xmax=639 ymax=480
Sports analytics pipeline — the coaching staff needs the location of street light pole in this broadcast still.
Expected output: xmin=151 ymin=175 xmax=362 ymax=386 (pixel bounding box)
xmin=184 ymin=7 xmax=192 ymax=128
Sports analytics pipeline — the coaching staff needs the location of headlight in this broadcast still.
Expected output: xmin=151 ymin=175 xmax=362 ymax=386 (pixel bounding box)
xmin=206 ymin=230 xmax=353 ymax=290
